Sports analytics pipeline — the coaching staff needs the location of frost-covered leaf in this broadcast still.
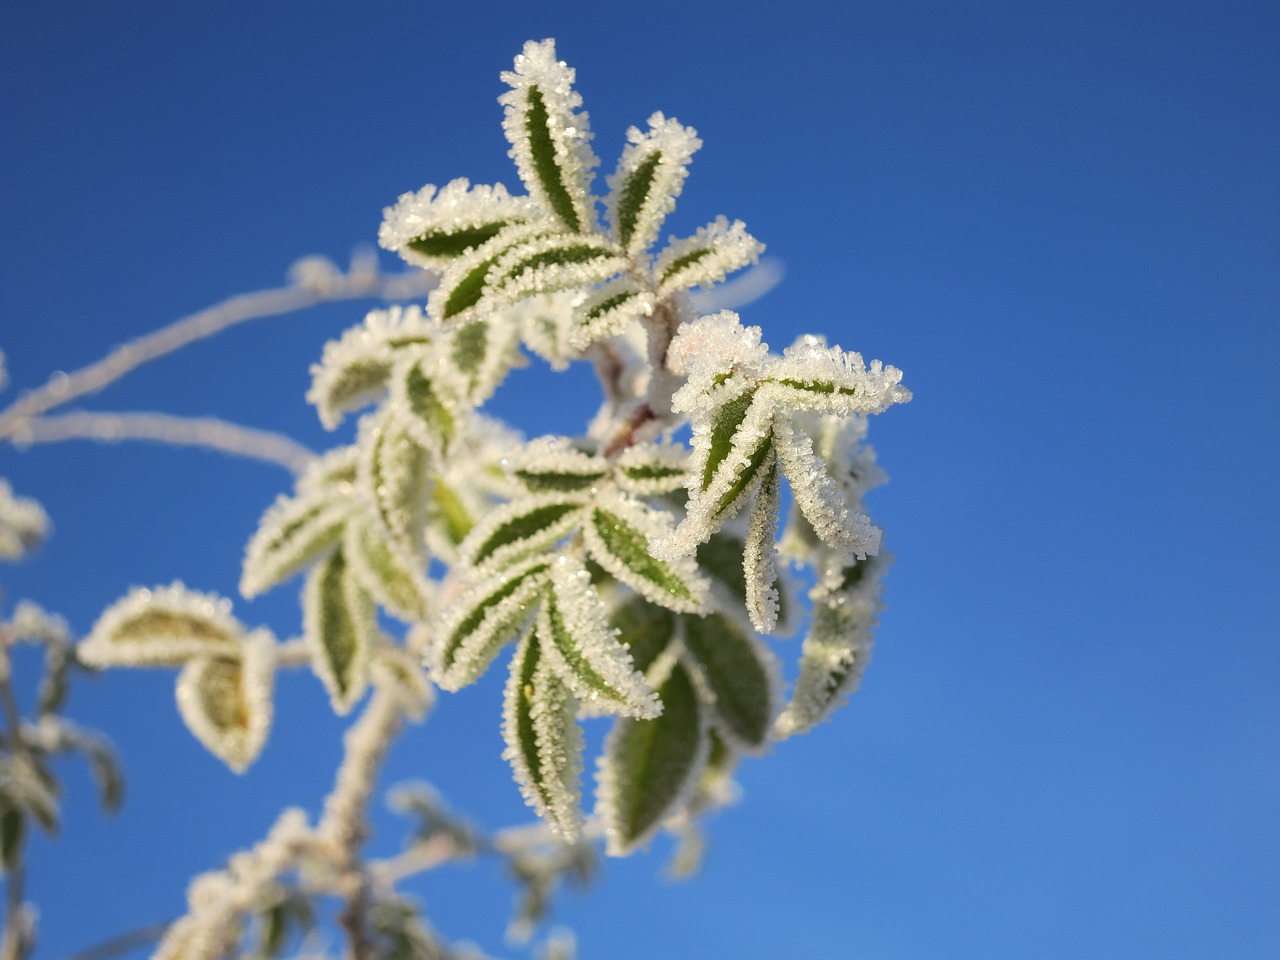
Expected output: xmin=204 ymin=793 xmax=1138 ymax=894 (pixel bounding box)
xmin=774 ymin=555 xmax=885 ymax=739
xmin=773 ymin=416 xmax=880 ymax=560
xmin=652 ymin=391 xmax=775 ymax=561
xmin=512 ymin=291 xmax=581 ymax=371
xmin=0 ymin=755 xmax=59 ymax=834
xmin=303 ymin=547 xmax=375 ymax=714
xmin=667 ymin=312 xmax=771 ymax=410
xmin=683 ymin=612 xmax=776 ymax=751
xmin=80 ymin=584 xmax=244 ymax=667
xmin=597 ymin=660 xmax=707 ymax=855
xmin=763 ymin=335 xmax=912 ymax=417
xmin=379 ymin=178 xmax=544 ymax=269
xmin=431 ymin=221 xmax=560 ymax=323
xmin=499 ymin=39 xmax=599 ymax=233
xmin=505 ymin=437 xmax=609 ymax=494
xmin=459 ymin=492 xmax=589 ymax=572
xmin=425 ymin=473 xmax=476 ymax=554
xmin=433 ymin=555 xmax=552 ymax=690
xmin=654 ymin=217 xmax=763 ymax=298
xmin=0 ymin=479 xmax=49 ymax=560
xmin=296 ymin=445 xmax=360 ymax=499
xmin=371 ymin=646 xmax=435 ymax=722
xmin=1 ymin=804 xmax=23 ymax=873
xmin=241 ymin=487 xmax=350 ymax=599
xmin=447 ymin=317 xmax=523 ymax=407
xmin=540 ymin=556 xmax=659 ymax=718
xmin=503 ymin=629 xmax=584 ymax=840
xmin=569 ymin=278 xmax=654 ymax=351
xmin=743 ymin=456 xmax=782 ymax=633
xmin=307 ymin=305 xmax=437 ymax=429
xmin=344 ymin=513 xmax=431 ymax=623
xmin=479 ymin=233 xmax=627 ymax=320
xmin=175 ymin=631 xmax=274 ymax=773
xmin=357 ymin=409 xmax=431 ymax=566
xmin=583 ymin=493 xmax=708 ymax=614
xmin=614 ymin=442 xmax=688 ymax=496
xmin=388 ymin=351 xmax=464 ymax=457
xmin=609 ymin=595 xmax=676 ymax=676
xmin=607 ymin=112 xmax=701 ymax=257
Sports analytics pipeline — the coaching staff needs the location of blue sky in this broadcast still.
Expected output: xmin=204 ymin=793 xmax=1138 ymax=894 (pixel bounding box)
xmin=2 ymin=1 xmax=1278 ymax=957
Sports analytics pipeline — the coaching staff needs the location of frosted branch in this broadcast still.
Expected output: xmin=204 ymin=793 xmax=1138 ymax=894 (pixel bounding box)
xmin=16 ymin=412 xmax=315 ymax=476
xmin=0 ymin=263 xmax=436 ymax=442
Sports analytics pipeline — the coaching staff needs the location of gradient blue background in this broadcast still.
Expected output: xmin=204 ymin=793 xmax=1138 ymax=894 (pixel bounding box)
xmin=2 ymin=2 xmax=1277 ymax=957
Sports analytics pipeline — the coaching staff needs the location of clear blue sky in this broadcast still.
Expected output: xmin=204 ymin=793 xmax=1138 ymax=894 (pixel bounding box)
xmin=2 ymin=1 xmax=1277 ymax=957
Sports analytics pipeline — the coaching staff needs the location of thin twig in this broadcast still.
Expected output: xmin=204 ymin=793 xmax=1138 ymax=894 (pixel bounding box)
xmin=61 ymin=922 xmax=171 ymax=960
xmin=0 ymin=265 xmax=435 ymax=442
xmin=18 ymin=412 xmax=315 ymax=476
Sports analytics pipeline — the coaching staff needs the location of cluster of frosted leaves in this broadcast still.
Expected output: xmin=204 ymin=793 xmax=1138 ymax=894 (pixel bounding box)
xmin=240 ymin=434 xmax=453 ymax=716
xmin=414 ymin=434 xmax=770 ymax=851
xmin=652 ymin=311 xmax=910 ymax=634
xmin=80 ymin=584 xmax=276 ymax=772
xmin=378 ymin=39 xmax=763 ymax=361
xmin=0 ymin=479 xmax=49 ymax=561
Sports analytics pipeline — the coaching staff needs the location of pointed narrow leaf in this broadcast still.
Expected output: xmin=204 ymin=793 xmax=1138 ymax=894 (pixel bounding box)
xmin=460 ymin=492 xmax=588 ymax=571
xmin=379 ymin=178 xmax=543 ymax=269
xmin=479 ymin=233 xmax=626 ymax=319
xmin=303 ymin=547 xmax=375 ymax=714
xmin=774 ymin=556 xmax=885 ymax=739
xmin=614 ymin=443 xmax=688 ymax=496
xmin=609 ymin=596 xmax=676 ymax=675
xmin=389 ymin=353 xmax=462 ymax=457
xmin=499 ymin=40 xmax=598 ymax=233
xmin=81 ymin=583 xmax=244 ymax=667
xmin=570 ymin=278 xmax=654 ymax=350
xmin=434 ymin=555 xmax=552 ymax=689
xmin=505 ymin=437 xmax=610 ymax=494
xmin=426 ymin=473 xmax=475 ymax=551
xmin=583 ymin=494 xmax=708 ymax=614
xmin=743 ymin=456 xmax=782 ymax=633
xmin=652 ymin=396 xmax=776 ymax=561
xmin=763 ymin=337 xmax=911 ymax=416
xmin=343 ymin=514 xmax=431 ymax=622
xmin=607 ymin=112 xmax=701 ymax=256
xmin=503 ymin=629 xmax=584 ymax=840
xmin=240 ymin=490 xmax=349 ymax=599
xmin=540 ymin=557 xmax=660 ymax=718
xmin=448 ymin=318 xmax=522 ymax=406
xmin=306 ymin=305 xmax=438 ymax=429
xmin=357 ymin=410 xmax=431 ymax=566
xmin=654 ymin=217 xmax=763 ymax=297
xmin=773 ymin=416 xmax=880 ymax=560
xmin=683 ymin=612 xmax=776 ymax=751
xmin=598 ymin=661 xmax=707 ymax=855
xmin=175 ymin=632 xmax=274 ymax=773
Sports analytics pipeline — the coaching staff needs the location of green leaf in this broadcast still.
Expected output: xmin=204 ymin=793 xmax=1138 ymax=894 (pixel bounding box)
xmin=463 ymin=495 xmax=587 ymax=570
xmin=426 ymin=475 xmax=474 ymax=547
xmin=408 ymin=220 xmax=513 ymax=259
xmin=240 ymin=493 xmax=348 ymax=599
xmin=541 ymin=561 xmax=659 ymax=719
xmin=585 ymin=506 xmax=706 ymax=613
xmin=435 ymin=557 xmax=552 ymax=688
xmin=359 ymin=412 xmax=431 ymax=566
xmin=81 ymin=583 xmax=246 ymax=668
xmin=609 ymin=596 xmax=676 ymax=675
xmin=1 ymin=806 xmax=23 ymax=873
xmin=598 ymin=661 xmax=707 ymax=855
xmin=344 ymin=514 xmax=431 ymax=623
xmin=175 ymin=634 xmax=275 ymax=772
xmin=395 ymin=358 xmax=458 ymax=456
xmin=525 ymin=85 xmax=581 ymax=232
xmin=683 ymin=612 xmax=774 ymax=750
xmin=304 ymin=547 xmax=375 ymax=714
xmin=503 ymin=629 xmax=584 ymax=839
xmin=615 ymin=151 xmax=662 ymax=249
xmin=702 ymin=390 xmax=755 ymax=490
